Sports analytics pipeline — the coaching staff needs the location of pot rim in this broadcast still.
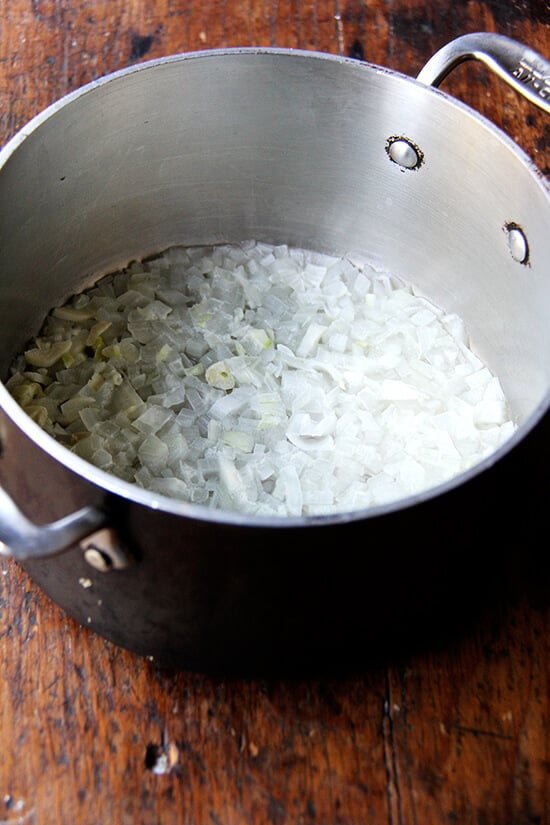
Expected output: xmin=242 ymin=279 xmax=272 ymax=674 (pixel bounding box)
xmin=1 ymin=46 xmax=549 ymax=528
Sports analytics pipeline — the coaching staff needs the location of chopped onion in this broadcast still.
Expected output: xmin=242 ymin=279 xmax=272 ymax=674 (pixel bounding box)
xmin=7 ymin=241 xmax=517 ymax=517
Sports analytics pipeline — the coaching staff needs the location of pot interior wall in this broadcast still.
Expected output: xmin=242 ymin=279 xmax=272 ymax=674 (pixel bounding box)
xmin=0 ymin=51 xmax=548 ymax=423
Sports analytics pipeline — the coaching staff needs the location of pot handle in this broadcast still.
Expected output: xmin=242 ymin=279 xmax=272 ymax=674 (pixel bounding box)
xmin=417 ymin=32 xmax=550 ymax=115
xmin=0 ymin=483 xmax=107 ymax=561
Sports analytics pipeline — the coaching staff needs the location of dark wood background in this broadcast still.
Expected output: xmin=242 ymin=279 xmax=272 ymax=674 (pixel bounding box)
xmin=0 ymin=2 xmax=549 ymax=823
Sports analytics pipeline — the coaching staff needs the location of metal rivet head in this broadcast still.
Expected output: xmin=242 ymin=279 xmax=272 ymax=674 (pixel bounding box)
xmin=506 ymin=224 xmax=529 ymax=265
xmin=386 ymin=137 xmax=423 ymax=170
xmin=83 ymin=547 xmax=113 ymax=572
xmin=80 ymin=527 xmax=131 ymax=572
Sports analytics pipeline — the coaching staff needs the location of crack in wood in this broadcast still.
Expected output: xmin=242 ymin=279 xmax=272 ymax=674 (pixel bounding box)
xmin=453 ymin=724 xmax=514 ymax=740
xmin=382 ymin=671 xmax=403 ymax=825
xmin=334 ymin=0 xmax=344 ymax=54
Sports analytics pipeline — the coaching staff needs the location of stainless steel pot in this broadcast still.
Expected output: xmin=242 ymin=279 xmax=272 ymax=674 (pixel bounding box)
xmin=0 ymin=34 xmax=548 ymax=672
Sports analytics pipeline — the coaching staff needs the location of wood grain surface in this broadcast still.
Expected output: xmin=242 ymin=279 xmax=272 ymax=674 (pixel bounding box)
xmin=0 ymin=2 xmax=549 ymax=824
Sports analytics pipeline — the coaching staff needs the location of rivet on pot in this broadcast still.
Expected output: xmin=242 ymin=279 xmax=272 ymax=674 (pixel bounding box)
xmin=505 ymin=223 xmax=529 ymax=265
xmin=80 ymin=527 xmax=131 ymax=572
xmin=83 ymin=547 xmax=113 ymax=572
xmin=386 ymin=136 xmax=423 ymax=170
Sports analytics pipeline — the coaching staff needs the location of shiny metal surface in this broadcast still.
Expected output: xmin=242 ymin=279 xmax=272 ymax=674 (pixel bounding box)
xmin=386 ymin=137 xmax=422 ymax=169
xmin=507 ymin=225 xmax=530 ymax=265
xmin=0 ymin=42 xmax=548 ymax=666
xmin=0 ymin=484 xmax=106 ymax=560
xmin=417 ymin=32 xmax=550 ymax=114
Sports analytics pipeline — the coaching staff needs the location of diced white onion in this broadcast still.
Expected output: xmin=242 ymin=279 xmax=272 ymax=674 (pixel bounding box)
xmin=7 ymin=241 xmax=517 ymax=517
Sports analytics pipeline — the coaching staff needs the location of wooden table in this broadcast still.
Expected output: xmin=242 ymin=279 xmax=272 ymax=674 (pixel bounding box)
xmin=0 ymin=2 xmax=549 ymax=823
